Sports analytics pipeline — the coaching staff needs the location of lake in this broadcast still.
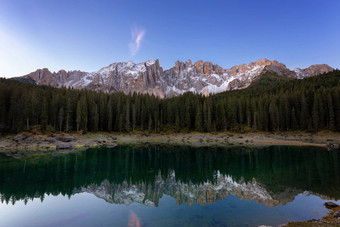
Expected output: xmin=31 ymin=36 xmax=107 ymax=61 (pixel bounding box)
xmin=0 ymin=145 xmax=339 ymax=227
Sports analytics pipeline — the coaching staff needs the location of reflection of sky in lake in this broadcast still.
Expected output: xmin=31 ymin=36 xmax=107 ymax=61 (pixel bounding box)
xmin=0 ymin=192 xmax=337 ymax=227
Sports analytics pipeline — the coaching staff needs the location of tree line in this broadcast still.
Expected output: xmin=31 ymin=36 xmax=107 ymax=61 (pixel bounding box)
xmin=0 ymin=70 xmax=339 ymax=133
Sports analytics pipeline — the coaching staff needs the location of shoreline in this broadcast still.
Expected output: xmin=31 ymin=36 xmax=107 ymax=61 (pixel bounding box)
xmin=284 ymin=203 xmax=340 ymax=226
xmin=0 ymin=131 xmax=339 ymax=153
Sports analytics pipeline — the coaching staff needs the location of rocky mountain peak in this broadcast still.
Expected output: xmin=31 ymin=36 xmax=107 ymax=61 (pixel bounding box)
xmin=186 ymin=59 xmax=192 ymax=68
xmin=203 ymin=62 xmax=213 ymax=74
xmin=174 ymin=60 xmax=184 ymax=71
xmin=255 ymin=58 xmax=271 ymax=66
xmin=173 ymin=59 xmax=195 ymax=72
xmin=294 ymin=64 xmax=333 ymax=79
xmin=145 ymin=59 xmax=159 ymax=68
xmin=213 ymin=64 xmax=224 ymax=74
xmin=245 ymin=59 xmax=273 ymax=68
xmin=17 ymin=58 xmax=333 ymax=98
xmin=194 ymin=60 xmax=204 ymax=73
xmin=303 ymin=64 xmax=333 ymax=75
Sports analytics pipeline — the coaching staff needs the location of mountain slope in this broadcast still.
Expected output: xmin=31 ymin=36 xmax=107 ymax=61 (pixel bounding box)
xmin=14 ymin=59 xmax=333 ymax=97
xmin=294 ymin=64 xmax=333 ymax=79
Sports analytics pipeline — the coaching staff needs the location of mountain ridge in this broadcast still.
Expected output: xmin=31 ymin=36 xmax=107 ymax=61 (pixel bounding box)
xmin=15 ymin=58 xmax=333 ymax=97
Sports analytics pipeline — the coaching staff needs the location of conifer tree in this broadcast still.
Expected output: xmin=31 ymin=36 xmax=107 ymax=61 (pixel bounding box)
xmin=126 ymin=98 xmax=130 ymax=132
xmin=41 ymin=97 xmax=48 ymax=132
xmin=175 ymin=112 xmax=180 ymax=132
xmin=328 ymin=93 xmax=335 ymax=131
xmin=107 ymin=98 xmax=113 ymax=132
xmin=118 ymin=114 xmax=123 ymax=132
xmin=76 ymin=100 xmax=81 ymax=132
xmin=300 ymin=94 xmax=308 ymax=130
xmin=312 ymin=94 xmax=319 ymax=130
xmin=132 ymin=103 xmax=137 ymax=132
xmin=291 ymin=107 xmax=297 ymax=130
xmin=58 ymin=107 xmax=64 ymax=132
xmin=195 ymin=103 xmax=203 ymax=132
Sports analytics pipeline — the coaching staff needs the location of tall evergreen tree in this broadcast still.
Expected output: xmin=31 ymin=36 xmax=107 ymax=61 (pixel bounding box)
xmin=327 ymin=93 xmax=335 ymax=130
xmin=107 ymin=98 xmax=113 ymax=132
xmin=126 ymin=98 xmax=130 ymax=132
xmin=58 ymin=107 xmax=64 ymax=132
xmin=41 ymin=97 xmax=48 ymax=132
xmin=195 ymin=103 xmax=203 ymax=132
xmin=312 ymin=94 xmax=319 ymax=130
xmin=76 ymin=100 xmax=81 ymax=132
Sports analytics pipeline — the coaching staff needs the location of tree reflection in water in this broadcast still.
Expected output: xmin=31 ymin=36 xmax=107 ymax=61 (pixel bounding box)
xmin=0 ymin=145 xmax=339 ymax=207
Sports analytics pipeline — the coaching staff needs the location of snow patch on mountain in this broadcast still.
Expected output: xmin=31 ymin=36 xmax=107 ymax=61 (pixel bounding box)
xmin=293 ymin=68 xmax=306 ymax=79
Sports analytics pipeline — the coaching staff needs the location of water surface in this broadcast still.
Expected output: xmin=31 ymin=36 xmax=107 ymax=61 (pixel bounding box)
xmin=0 ymin=145 xmax=339 ymax=226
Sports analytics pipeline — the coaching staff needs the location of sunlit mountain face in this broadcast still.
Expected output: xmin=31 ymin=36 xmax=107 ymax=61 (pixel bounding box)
xmin=1 ymin=145 xmax=340 ymax=226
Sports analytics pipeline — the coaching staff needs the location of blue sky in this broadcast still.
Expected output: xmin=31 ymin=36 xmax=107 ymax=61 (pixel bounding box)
xmin=0 ymin=0 xmax=339 ymax=77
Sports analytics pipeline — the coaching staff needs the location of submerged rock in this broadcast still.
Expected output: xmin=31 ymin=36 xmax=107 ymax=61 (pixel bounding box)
xmin=105 ymin=142 xmax=117 ymax=148
xmin=327 ymin=143 xmax=340 ymax=150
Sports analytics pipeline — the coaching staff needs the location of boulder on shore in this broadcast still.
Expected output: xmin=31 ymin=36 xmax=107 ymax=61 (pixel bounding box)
xmin=96 ymin=139 xmax=106 ymax=143
xmin=56 ymin=142 xmax=74 ymax=149
xmin=55 ymin=135 xmax=75 ymax=142
xmin=13 ymin=134 xmax=27 ymax=142
xmin=45 ymin=137 xmax=57 ymax=143
xmin=334 ymin=210 xmax=340 ymax=218
xmin=324 ymin=201 xmax=339 ymax=209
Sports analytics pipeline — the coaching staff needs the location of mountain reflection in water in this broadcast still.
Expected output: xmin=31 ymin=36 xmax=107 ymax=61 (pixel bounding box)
xmin=1 ymin=145 xmax=339 ymax=209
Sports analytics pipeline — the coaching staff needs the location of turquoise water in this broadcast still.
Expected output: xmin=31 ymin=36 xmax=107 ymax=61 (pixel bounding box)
xmin=0 ymin=145 xmax=339 ymax=226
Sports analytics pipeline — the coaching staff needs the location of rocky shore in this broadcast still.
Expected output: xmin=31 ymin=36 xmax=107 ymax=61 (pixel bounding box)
xmin=0 ymin=131 xmax=339 ymax=158
xmin=0 ymin=133 xmax=117 ymax=158
xmin=107 ymin=131 xmax=340 ymax=149
xmin=284 ymin=201 xmax=340 ymax=226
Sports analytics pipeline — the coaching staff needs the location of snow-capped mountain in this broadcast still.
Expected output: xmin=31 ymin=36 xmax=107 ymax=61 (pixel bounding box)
xmin=17 ymin=59 xmax=333 ymax=97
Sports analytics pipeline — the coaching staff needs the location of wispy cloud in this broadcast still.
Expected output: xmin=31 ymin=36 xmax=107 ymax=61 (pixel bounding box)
xmin=129 ymin=26 xmax=146 ymax=56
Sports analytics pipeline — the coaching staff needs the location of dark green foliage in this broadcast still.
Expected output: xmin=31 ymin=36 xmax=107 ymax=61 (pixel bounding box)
xmin=0 ymin=70 xmax=339 ymax=133
xmin=11 ymin=76 xmax=37 ymax=85
xmin=248 ymin=72 xmax=294 ymax=88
